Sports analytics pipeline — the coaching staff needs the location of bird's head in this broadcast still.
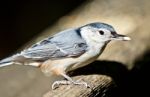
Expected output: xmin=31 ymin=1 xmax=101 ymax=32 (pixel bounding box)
xmin=79 ymin=22 xmax=131 ymax=43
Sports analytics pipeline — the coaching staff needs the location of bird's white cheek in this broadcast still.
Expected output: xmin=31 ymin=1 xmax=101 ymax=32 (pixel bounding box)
xmin=88 ymin=33 xmax=100 ymax=42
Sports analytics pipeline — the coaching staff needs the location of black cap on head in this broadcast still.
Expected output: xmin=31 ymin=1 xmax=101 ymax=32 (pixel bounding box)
xmin=84 ymin=22 xmax=116 ymax=33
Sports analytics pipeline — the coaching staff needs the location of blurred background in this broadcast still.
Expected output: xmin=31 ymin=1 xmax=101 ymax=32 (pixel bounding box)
xmin=0 ymin=0 xmax=150 ymax=97
xmin=0 ymin=0 xmax=84 ymax=58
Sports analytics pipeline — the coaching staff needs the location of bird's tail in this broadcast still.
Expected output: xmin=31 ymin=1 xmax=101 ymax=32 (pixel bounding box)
xmin=0 ymin=61 xmax=14 ymax=67
xmin=0 ymin=54 xmax=20 ymax=68
xmin=0 ymin=54 xmax=42 ymax=68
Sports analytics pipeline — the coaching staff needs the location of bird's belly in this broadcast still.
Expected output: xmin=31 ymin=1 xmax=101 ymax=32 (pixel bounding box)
xmin=41 ymin=48 xmax=102 ymax=75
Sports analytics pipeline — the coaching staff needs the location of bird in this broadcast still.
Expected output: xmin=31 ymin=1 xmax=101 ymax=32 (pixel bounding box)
xmin=0 ymin=22 xmax=131 ymax=89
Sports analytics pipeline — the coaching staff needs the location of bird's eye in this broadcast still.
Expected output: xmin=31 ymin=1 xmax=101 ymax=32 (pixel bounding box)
xmin=99 ymin=30 xmax=104 ymax=35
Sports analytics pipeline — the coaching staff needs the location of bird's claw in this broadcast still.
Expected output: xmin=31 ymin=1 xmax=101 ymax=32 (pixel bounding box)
xmin=72 ymin=81 xmax=91 ymax=88
xmin=52 ymin=80 xmax=71 ymax=90
xmin=52 ymin=80 xmax=90 ymax=90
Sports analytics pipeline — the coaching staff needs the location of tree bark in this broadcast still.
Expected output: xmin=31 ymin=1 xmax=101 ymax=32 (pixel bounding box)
xmin=43 ymin=75 xmax=115 ymax=97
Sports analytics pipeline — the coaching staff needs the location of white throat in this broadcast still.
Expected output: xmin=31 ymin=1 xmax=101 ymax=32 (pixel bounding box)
xmin=69 ymin=29 xmax=108 ymax=71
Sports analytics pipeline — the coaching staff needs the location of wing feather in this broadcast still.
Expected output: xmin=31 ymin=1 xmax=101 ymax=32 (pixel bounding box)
xmin=20 ymin=29 xmax=88 ymax=61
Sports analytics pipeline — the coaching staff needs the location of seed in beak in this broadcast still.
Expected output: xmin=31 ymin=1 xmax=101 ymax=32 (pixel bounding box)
xmin=111 ymin=34 xmax=131 ymax=41
xmin=122 ymin=36 xmax=131 ymax=41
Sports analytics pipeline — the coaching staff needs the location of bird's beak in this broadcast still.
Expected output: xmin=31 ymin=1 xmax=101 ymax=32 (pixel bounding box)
xmin=111 ymin=34 xmax=131 ymax=41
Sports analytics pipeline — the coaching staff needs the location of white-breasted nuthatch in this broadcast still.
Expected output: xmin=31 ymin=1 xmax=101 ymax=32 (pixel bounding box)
xmin=0 ymin=22 xmax=131 ymax=89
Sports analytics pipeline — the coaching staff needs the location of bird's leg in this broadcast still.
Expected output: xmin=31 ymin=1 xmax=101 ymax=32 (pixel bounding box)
xmin=52 ymin=73 xmax=90 ymax=90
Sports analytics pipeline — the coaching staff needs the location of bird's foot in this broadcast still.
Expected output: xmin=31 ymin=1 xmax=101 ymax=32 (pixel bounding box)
xmin=52 ymin=80 xmax=71 ymax=90
xmin=72 ymin=80 xmax=90 ymax=88
xmin=52 ymin=80 xmax=90 ymax=90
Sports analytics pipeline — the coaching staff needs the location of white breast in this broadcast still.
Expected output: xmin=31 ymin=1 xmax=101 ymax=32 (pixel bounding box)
xmin=67 ymin=43 xmax=105 ymax=71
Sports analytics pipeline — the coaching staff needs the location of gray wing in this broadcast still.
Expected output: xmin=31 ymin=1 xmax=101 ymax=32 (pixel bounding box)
xmin=20 ymin=28 xmax=88 ymax=61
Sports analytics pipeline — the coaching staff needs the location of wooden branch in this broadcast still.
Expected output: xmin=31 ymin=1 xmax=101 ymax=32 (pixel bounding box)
xmin=43 ymin=75 xmax=114 ymax=97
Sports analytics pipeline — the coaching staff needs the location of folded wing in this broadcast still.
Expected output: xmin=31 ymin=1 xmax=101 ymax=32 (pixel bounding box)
xmin=21 ymin=28 xmax=88 ymax=61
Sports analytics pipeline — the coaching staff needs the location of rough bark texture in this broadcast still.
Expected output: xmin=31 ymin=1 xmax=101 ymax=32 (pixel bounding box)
xmin=43 ymin=75 xmax=114 ymax=97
